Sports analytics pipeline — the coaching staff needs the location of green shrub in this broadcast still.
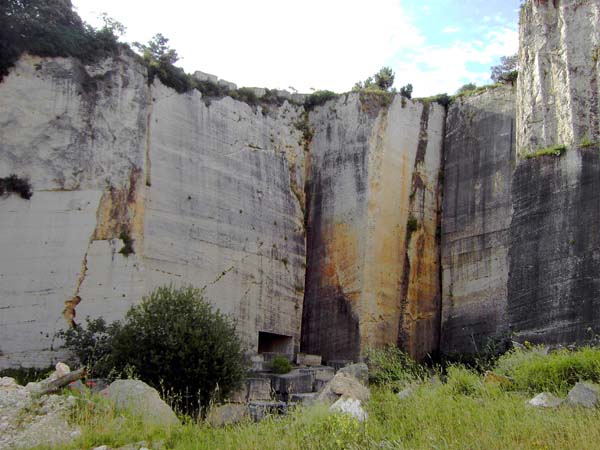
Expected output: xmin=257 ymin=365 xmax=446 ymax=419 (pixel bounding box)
xmin=367 ymin=346 xmax=428 ymax=388
xmin=110 ymin=285 xmax=246 ymax=413
xmin=420 ymin=93 xmax=452 ymax=108
xmin=456 ymin=83 xmax=477 ymax=95
xmin=0 ymin=366 xmax=54 ymax=385
xmin=270 ymin=355 xmax=292 ymax=374
xmin=0 ymin=174 xmax=32 ymax=199
xmin=230 ymin=87 xmax=259 ymax=107
xmin=494 ymin=346 xmax=600 ymax=395
xmin=304 ymin=90 xmax=338 ymax=110
xmin=58 ymin=285 xmax=246 ymax=415
xmin=57 ymin=316 xmax=120 ymax=378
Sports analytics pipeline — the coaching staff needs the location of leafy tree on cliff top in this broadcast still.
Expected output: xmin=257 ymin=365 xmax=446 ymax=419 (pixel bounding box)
xmin=1 ymin=0 xmax=123 ymax=79
xmin=491 ymin=54 xmax=518 ymax=84
xmin=354 ymin=66 xmax=396 ymax=91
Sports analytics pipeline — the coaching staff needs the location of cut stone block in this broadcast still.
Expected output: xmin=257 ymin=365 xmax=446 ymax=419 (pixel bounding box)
xmin=248 ymin=401 xmax=287 ymax=422
xmin=296 ymin=353 xmax=322 ymax=366
xmin=327 ymin=360 xmax=354 ymax=371
xmin=271 ymin=372 xmax=314 ymax=395
xmin=247 ymin=377 xmax=272 ymax=401
xmin=290 ymin=392 xmax=318 ymax=405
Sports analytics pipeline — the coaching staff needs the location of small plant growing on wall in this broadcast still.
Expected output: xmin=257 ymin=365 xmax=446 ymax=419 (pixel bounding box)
xmin=118 ymin=230 xmax=134 ymax=256
xmin=407 ymin=214 xmax=419 ymax=236
xmin=0 ymin=175 xmax=33 ymax=199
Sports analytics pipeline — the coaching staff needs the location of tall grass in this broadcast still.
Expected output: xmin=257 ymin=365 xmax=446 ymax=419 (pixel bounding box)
xmin=495 ymin=346 xmax=600 ymax=394
xmin=30 ymin=346 xmax=600 ymax=450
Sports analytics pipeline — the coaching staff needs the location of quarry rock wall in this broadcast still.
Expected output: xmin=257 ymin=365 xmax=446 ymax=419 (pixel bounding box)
xmin=509 ymin=0 xmax=600 ymax=346
xmin=441 ymin=86 xmax=516 ymax=355
xmin=2 ymin=0 xmax=600 ymax=368
xmin=302 ymin=94 xmax=444 ymax=362
xmin=0 ymin=54 xmax=306 ymax=368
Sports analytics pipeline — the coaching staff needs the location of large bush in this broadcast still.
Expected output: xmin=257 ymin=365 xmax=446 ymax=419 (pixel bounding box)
xmin=60 ymin=285 xmax=246 ymax=414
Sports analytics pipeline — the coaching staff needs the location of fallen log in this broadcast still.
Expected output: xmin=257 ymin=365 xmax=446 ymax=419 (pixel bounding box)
xmin=34 ymin=367 xmax=87 ymax=396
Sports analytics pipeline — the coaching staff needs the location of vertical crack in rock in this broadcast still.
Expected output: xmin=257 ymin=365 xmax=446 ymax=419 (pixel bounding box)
xmin=145 ymin=89 xmax=154 ymax=187
xmin=62 ymin=167 xmax=144 ymax=326
xmin=397 ymin=103 xmax=440 ymax=360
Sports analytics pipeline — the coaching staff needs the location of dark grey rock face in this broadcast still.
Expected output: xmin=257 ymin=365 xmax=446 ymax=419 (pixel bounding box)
xmin=441 ymin=87 xmax=516 ymax=355
xmin=508 ymin=150 xmax=600 ymax=345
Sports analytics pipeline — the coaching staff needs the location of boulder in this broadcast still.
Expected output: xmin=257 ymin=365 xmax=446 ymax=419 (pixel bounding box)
xmin=528 ymin=393 xmax=563 ymax=408
xmin=206 ymin=403 xmax=248 ymax=427
xmin=106 ymin=380 xmax=179 ymax=426
xmin=397 ymin=384 xmax=417 ymax=400
xmin=316 ymin=372 xmax=370 ymax=403
xmin=330 ymin=397 xmax=368 ymax=422
xmin=566 ymin=382 xmax=599 ymax=408
xmin=338 ymin=363 xmax=369 ymax=386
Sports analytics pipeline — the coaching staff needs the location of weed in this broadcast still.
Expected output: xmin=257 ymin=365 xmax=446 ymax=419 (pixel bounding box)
xmin=524 ymin=144 xmax=567 ymax=159
xmin=580 ymin=136 xmax=597 ymax=148
xmin=406 ymin=214 xmax=419 ymax=236
xmin=118 ymin=231 xmax=134 ymax=256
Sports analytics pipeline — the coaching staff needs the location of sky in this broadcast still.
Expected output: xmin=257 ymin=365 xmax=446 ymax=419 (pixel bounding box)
xmin=71 ymin=0 xmax=521 ymax=97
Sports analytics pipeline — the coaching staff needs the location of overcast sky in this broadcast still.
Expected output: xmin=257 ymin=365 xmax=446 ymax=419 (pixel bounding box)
xmin=71 ymin=0 xmax=520 ymax=97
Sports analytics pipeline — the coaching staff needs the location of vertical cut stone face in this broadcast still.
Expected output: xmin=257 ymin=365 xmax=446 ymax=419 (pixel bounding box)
xmin=0 ymin=55 xmax=307 ymax=367
xmin=303 ymin=94 xmax=444 ymax=361
xmin=509 ymin=0 xmax=600 ymax=346
xmin=143 ymin=82 xmax=307 ymax=352
xmin=0 ymin=55 xmax=149 ymax=368
xmin=441 ymin=87 xmax=516 ymax=355
xmin=518 ymin=0 xmax=600 ymax=153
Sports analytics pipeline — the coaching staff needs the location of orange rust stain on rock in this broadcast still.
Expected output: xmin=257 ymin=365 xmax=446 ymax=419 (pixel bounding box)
xmin=94 ymin=167 xmax=145 ymax=254
xmin=321 ymin=222 xmax=361 ymax=296
xmin=402 ymin=210 xmax=442 ymax=360
xmin=63 ymin=295 xmax=81 ymax=326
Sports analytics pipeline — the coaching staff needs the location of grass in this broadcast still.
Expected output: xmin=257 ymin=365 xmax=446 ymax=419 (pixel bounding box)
xmin=580 ymin=136 xmax=598 ymax=148
xmin=454 ymin=83 xmax=504 ymax=99
xmin=524 ymin=144 xmax=567 ymax=159
xmin=29 ymin=346 xmax=600 ymax=449
xmin=495 ymin=346 xmax=600 ymax=395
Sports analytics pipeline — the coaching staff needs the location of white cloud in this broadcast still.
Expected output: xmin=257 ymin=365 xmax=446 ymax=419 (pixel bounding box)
xmin=443 ymin=26 xmax=461 ymax=33
xmin=73 ymin=0 xmax=423 ymax=93
xmin=388 ymin=25 xmax=518 ymax=96
xmin=72 ymin=0 xmax=518 ymax=96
